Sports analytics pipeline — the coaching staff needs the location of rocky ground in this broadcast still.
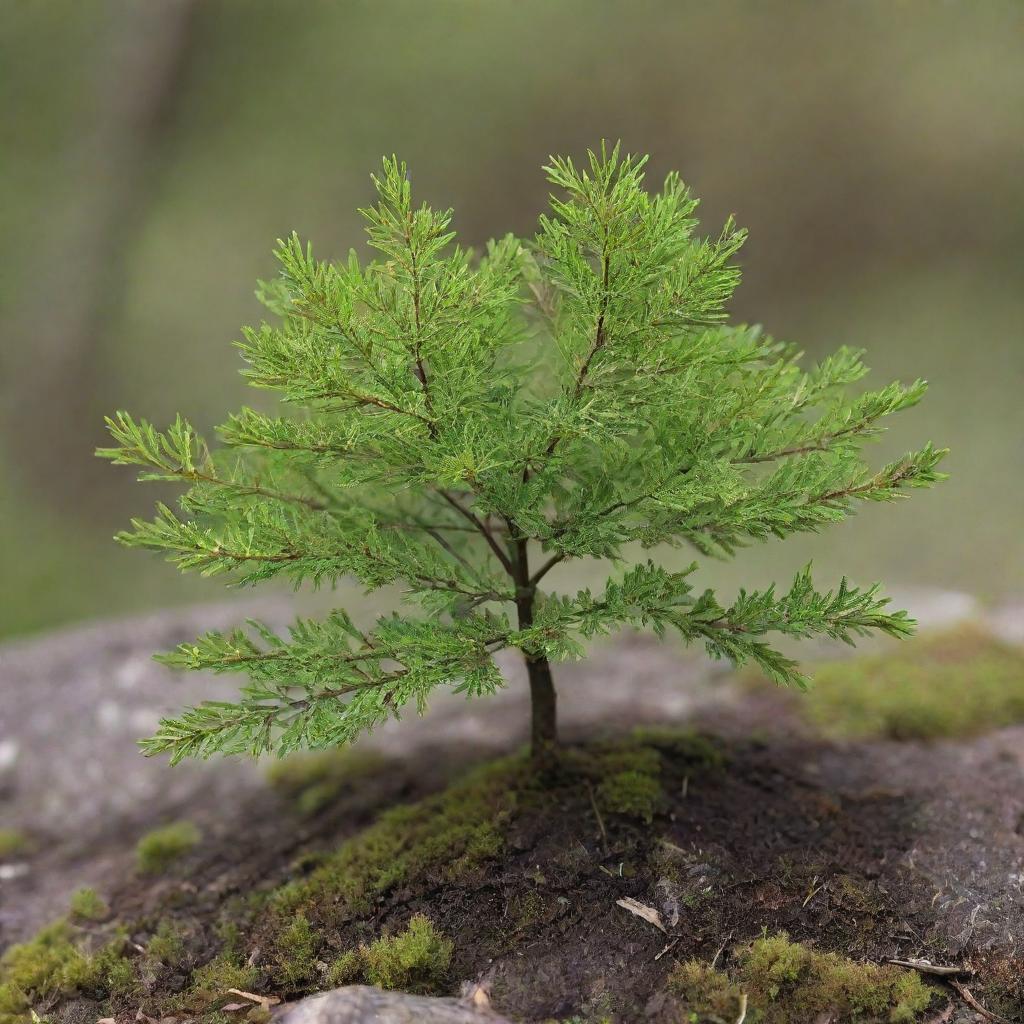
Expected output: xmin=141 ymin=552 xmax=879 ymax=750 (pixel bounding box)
xmin=1 ymin=590 xmax=1022 ymax=1022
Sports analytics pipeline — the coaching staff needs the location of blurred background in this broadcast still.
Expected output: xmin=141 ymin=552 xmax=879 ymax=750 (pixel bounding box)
xmin=2 ymin=0 xmax=1021 ymax=641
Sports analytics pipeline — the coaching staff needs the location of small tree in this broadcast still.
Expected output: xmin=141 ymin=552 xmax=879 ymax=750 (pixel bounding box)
xmin=99 ymin=144 xmax=945 ymax=767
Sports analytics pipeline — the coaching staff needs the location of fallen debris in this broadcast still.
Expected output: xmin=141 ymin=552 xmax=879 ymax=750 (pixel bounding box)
xmin=654 ymin=938 xmax=680 ymax=961
xmin=949 ymin=980 xmax=1015 ymax=1024
xmin=887 ymin=958 xmax=970 ymax=978
xmin=227 ymin=987 xmax=281 ymax=1014
xmin=616 ymin=897 xmax=667 ymax=934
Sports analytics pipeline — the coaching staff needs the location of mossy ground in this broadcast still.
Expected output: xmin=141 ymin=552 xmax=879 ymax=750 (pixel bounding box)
xmin=0 ymin=921 xmax=134 ymax=1024
xmin=779 ymin=626 xmax=1024 ymax=740
xmin=669 ymin=932 xmax=936 ymax=1023
xmin=333 ymin=914 xmax=453 ymax=993
xmin=67 ymin=889 xmax=109 ymax=923
xmin=135 ymin=821 xmax=202 ymax=874
xmin=2 ymin=727 xmax=1017 ymax=1023
xmin=0 ymin=734 xmax=709 ymax=1022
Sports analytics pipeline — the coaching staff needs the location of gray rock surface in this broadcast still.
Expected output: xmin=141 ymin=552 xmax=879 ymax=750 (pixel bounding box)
xmin=275 ymin=986 xmax=511 ymax=1024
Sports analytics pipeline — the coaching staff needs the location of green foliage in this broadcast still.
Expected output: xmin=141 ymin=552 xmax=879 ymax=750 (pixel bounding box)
xmin=628 ymin=727 xmax=725 ymax=769
xmin=571 ymin=738 xmax=666 ymax=822
xmin=271 ymin=915 xmax=317 ymax=987
xmin=803 ymin=627 xmax=1024 ymax=740
xmin=142 ymin=921 xmax=186 ymax=970
xmin=596 ymin=770 xmax=664 ymax=824
xmin=0 ymin=922 xmax=133 ymax=1024
xmin=188 ymin=953 xmax=258 ymax=1004
xmin=0 ymin=922 xmax=82 ymax=1024
xmin=575 ymin=732 xmax=719 ymax=824
xmin=136 ymin=821 xmax=201 ymax=874
xmin=100 ymin=143 xmax=944 ymax=763
xmin=68 ymin=888 xmax=108 ymax=923
xmin=329 ymin=915 xmax=453 ymax=994
xmin=669 ymin=959 xmax=742 ymax=1021
xmin=325 ymin=950 xmax=362 ymax=988
xmin=669 ymin=932 xmax=937 ymax=1023
xmin=67 ymin=937 xmax=136 ymax=1000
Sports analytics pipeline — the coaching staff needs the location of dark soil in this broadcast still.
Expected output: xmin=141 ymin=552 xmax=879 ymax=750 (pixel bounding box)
xmin=436 ymin=737 xmax=946 ymax=1022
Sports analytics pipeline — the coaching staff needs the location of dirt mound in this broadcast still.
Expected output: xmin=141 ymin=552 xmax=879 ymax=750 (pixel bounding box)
xmin=2 ymin=599 xmax=1023 ymax=1021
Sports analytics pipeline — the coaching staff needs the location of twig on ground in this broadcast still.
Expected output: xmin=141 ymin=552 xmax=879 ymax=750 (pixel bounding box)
xmin=735 ymin=992 xmax=749 ymax=1024
xmin=586 ymin=782 xmax=610 ymax=856
xmin=615 ymin=896 xmax=667 ymax=934
xmin=890 ymin=961 xmax=1011 ymax=1024
xmin=949 ymin=980 xmax=1014 ymax=1024
xmin=654 ymin=937 xmax=680 ymax=961
xmin=711 ymin=930 xmax=734 ymax=969
xmin=226 ymin=989 xmax=280 ymax=1013
xmin=802 ymin=874 xmax=822 ymax=907
xmin=888 ymin=958 xmax=970 ymax=978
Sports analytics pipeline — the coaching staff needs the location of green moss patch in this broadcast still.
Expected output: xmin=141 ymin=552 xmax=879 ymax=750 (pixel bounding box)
xmin=577 ymin=730 xmax=721 ymax=824
xmin=269 ymin=753 xmax=533 ymax=921
xmin=0 ymin=752 xmax=531 ymax=1022
xmin=803 ymin=627 xmax=1024 ymax=740
xmin=267 ymin=748 xmax=388 ymax=815
xmin=270 ymin=915 xmax=318 ymax=988
xmin=0 ymin=921 xmax=134 ymax=1024
xmin=0 ymin=831 xmax=29 ymax=859
xmin=596 ymin=769 xmax=663 ymax=823
xmin=362 ymin=915 xmax=452 ymax=992
xmin=321 ymin=913 xmax=450 ymax=991
xmin=325 ymin=915 xmax=452 ymax=994
xmin=141 ymin=920 xmax=187 ymax=973
xmin=0 ymin=922 xmax=82 ymax=1023
xmin=136 ymin=821 xmax=201 ymax=874
xmin=187 ymin=953 xmax=259 ymax=1011
xmin=68 ymin=888 xmax=109 ymax=923
xmin=669 ymin=932 xmax=937 ymax=1023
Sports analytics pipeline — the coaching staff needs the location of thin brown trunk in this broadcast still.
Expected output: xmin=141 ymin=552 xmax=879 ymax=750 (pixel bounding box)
xmin=524 ymin=649 xmax=558 ymax=762
xmin=512 ymin=535 xmax=558 ymax=765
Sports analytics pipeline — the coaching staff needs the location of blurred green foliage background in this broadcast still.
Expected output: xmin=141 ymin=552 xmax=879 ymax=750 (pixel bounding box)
xmin=2 ymin=1 xmax=1021 ymax=639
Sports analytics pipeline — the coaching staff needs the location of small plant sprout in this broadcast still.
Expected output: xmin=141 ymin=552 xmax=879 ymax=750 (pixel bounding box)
xmin=68 ymin=888 xmax=109 ymax=923
xmin=100 ymin=143 xmax=945 ymax=768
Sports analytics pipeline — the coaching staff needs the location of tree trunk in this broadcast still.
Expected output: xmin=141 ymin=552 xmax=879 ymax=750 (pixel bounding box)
xmin=525 ymin=651 xmax=558 ymax=763
xmin=514 ymin=587 xmax=558 ymax=765
xmin=511 ymin=535 xmax=559 ymax=766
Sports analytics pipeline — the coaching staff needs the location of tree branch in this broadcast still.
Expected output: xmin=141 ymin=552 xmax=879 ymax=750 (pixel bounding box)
xmin=403 ymin=208 xmax=438 ymax=437
xmin=322 ymin=386 xmax=435 ymax=428
xmin=530 ymin=551 xmax=565 ymax=586
xmin=176 ymin=467 xmax=327 ymax=511
xmin=437 ymin=489 xmax=516 ymax=576
xmin=733 ymin=422 xmax=868 ymax=465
